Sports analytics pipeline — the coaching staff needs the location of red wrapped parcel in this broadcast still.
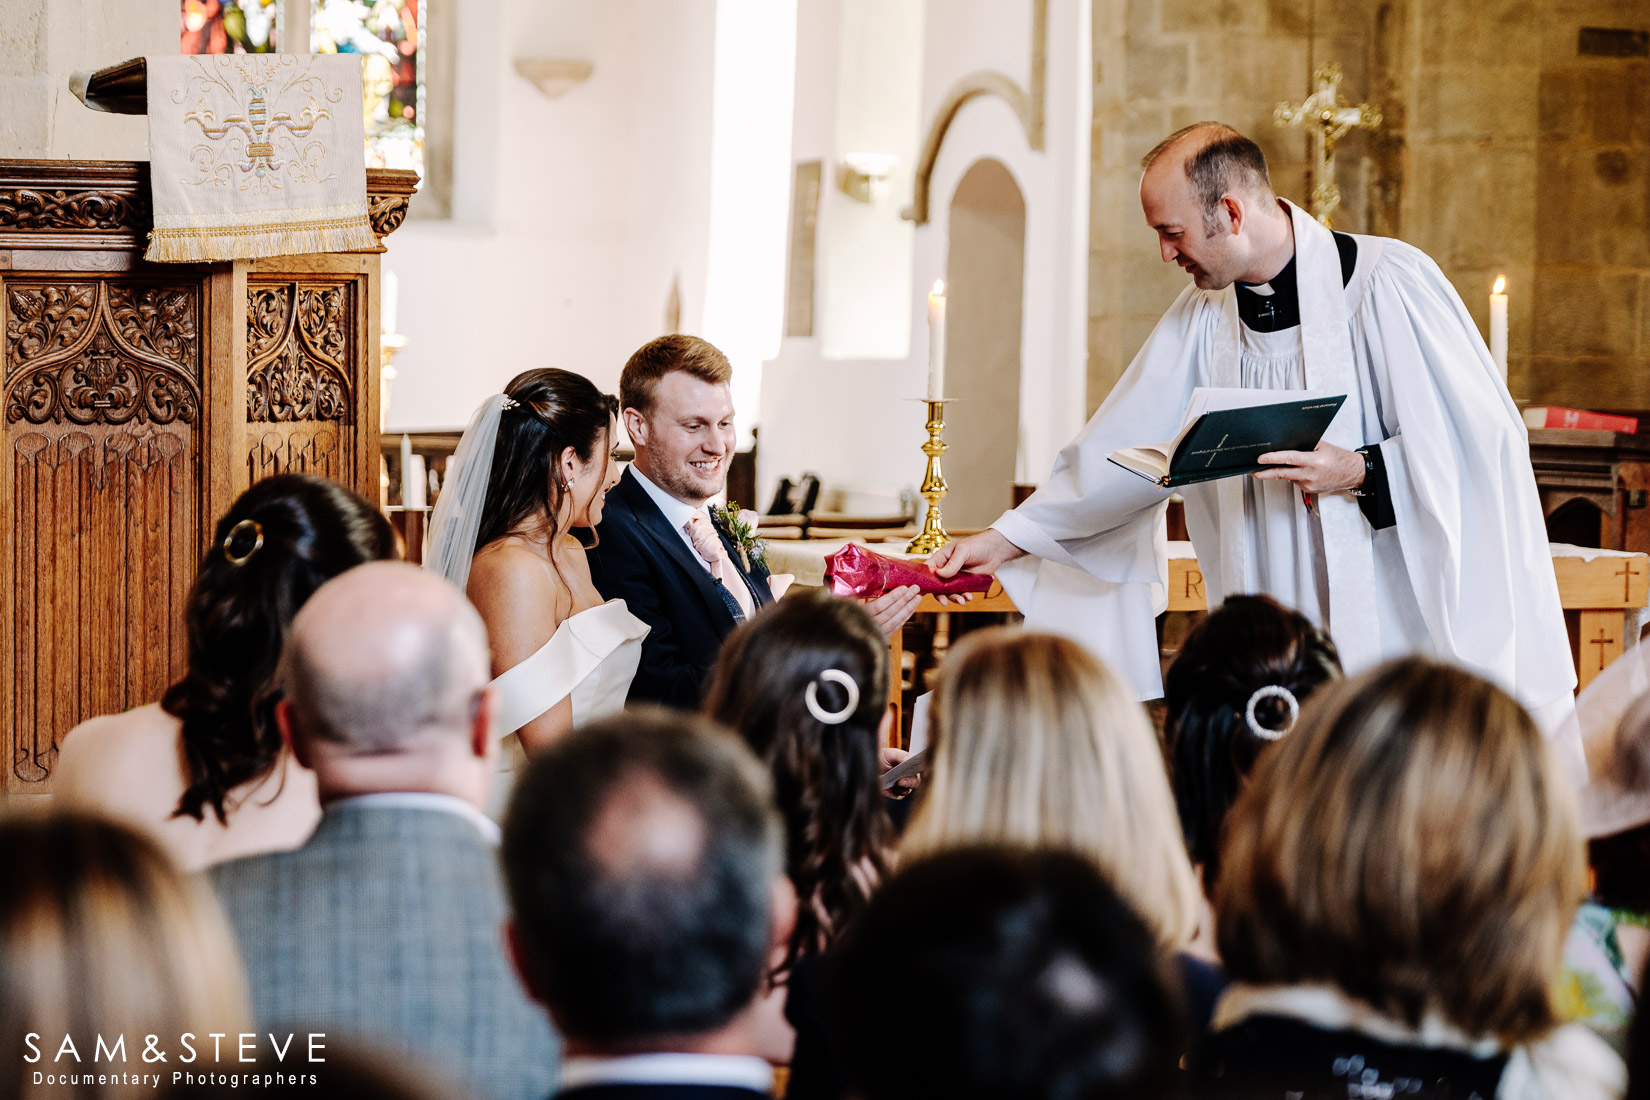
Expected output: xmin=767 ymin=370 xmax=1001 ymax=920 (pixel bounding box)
xmin=823 ymin=542 xmax=994 ymax=599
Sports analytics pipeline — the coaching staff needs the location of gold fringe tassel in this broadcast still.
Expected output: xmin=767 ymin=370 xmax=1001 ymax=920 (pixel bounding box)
xmin=144 ymin=217 xmax=380 ymax=264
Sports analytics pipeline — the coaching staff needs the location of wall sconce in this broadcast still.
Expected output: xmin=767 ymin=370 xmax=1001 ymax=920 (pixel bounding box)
xmin=839 ymin=152 xmax=898 ymax=203
xmin=514 ymin=58 xmax=594 ymax=99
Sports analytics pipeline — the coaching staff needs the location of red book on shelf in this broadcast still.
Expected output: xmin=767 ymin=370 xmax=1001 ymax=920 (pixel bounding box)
xmin=1521 ymin=406 xmax=1639 ymax=434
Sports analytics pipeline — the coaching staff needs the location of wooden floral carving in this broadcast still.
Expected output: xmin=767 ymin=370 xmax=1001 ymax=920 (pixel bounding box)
xmin=4 ymin=283 xmax=200 ymax=426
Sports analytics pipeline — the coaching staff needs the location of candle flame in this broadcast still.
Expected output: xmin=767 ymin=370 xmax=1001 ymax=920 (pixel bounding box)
xmin=1492 ymin=276 xmax=1506 ymax=295
xmin=931 ymin=279 xmax=946 ymax=297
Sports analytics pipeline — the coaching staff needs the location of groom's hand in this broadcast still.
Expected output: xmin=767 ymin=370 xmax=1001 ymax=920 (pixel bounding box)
xmin=867 ymin=585 xmax=922 ymax=636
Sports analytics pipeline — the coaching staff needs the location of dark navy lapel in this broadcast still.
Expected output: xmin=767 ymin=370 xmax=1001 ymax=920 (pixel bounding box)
xmin=711 ymin=512 xmax=773 ymax=609
xmin=612 ymin=468 xmax=740 ymax=631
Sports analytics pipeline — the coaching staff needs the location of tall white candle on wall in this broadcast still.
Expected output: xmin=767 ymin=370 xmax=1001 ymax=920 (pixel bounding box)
xmin=927 ymin=279 xmax=947 ymax=400
xmin=1490 ymin=275 xmax=1508 ymax=382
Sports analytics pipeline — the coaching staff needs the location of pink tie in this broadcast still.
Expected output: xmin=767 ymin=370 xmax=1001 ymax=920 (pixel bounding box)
xmin=685 ymin=514 xmax=755 ymax=620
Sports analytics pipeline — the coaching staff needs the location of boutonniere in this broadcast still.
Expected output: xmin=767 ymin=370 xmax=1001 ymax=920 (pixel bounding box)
xmin=715 ymin=502 xmax=767 ymax=573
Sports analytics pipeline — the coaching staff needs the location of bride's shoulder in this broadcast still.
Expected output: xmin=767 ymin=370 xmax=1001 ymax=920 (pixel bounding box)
xmin=468 ymin=538 xmax=571 ymax=611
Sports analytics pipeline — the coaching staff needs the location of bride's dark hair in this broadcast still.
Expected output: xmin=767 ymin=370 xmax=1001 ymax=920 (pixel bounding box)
xmin=701 ymin=588 xmax=894 ymax=973
xmin=164 ymin=475 xmax=396 ymax=824
xmin=474 ymin=368 xmax=619 ymax=553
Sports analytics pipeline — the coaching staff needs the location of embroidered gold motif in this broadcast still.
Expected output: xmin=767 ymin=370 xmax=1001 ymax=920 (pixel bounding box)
xmin=173 ymin=55 xmax=346 ymax=195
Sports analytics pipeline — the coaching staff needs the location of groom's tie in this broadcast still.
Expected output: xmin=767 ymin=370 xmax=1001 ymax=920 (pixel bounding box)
xmin=684 ymin=514 xmax=754 ymax=622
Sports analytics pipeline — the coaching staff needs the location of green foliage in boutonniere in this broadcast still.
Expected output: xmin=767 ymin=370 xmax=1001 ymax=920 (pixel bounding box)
xmin=715 ymin=502 xmax=767 ymax=573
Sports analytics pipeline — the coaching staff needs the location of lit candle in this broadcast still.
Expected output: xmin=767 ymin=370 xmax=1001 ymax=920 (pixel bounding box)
xmin=927 ymin=279 xmax=947 ymax=400
xmin=1490 ymin=275 xmax=1508 ymax=382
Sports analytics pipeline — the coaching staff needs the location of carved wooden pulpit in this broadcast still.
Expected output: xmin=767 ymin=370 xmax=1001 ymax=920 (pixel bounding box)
xmin=0 ymin=157 xmax=415 ymax=794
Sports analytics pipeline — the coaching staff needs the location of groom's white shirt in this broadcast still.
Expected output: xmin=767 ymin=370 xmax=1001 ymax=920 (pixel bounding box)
xmin=630 ymin=465 xmax=717 ymax=576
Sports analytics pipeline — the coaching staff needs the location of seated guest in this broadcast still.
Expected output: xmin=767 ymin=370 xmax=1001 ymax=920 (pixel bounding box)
xmin=701 ymin=588 xmax=912 ymax=1086
xmin=828 ymin=847 xmax=1185 ymax=1100
xmin=210 ymin=562 xmax=558 ymax=1100
xmin=1193 ymin=657 xmax=1624 ymax=1100
xmin=500 ymin=708 xmax=793 ymax=1100
xmin=1163 ymin=594 xmax=1340 ymax=895
xmin=55 ymin=474 xmax=396 ymax=870
xmin=0 ymin=810 xmax=250 ymax=1099
xmin=1561 ymin=691 xmax=1650 ymax=1051
xmin=587 ymin=334 xmax=919 ymax=709
xmin=901 ymin=628 xmax=1217 ymax=1022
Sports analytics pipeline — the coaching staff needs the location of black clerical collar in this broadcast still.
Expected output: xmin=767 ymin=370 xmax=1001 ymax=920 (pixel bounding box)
xmin=1235 ymin=232 xmax=1358 ymax=333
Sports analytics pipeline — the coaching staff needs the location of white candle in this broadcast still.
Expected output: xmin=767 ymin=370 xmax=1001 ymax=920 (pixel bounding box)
xmin=399 ymin=433 xmax=414 ymax=508
xmin=1490 ymin=275 xmax=1508 ymax=382
xmin=406 ymin=454 xmax=428 ymax=509
xmin=381 ymin=268 xmax=400 ymax=336
xmin=927 ymin=279 xmax=947 ymax=400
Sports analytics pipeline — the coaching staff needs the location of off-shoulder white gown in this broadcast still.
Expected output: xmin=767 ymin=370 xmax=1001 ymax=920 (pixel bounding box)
xmin=486 ymin=599 xmax=649 ymax=817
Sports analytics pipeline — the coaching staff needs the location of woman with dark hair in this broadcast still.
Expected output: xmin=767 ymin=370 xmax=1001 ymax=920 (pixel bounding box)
xmin=1163 ymin=593 xmax=1340 ymax=896
xmin=426 ymin=369 xmax=648 ymax=763
xmin=701 ymin=586 xmax=909 ymax=1088
xmin=56 ymin=475 xmax=395 ymax=871
xmin=703 ymin=586 xmax=899 ymax=972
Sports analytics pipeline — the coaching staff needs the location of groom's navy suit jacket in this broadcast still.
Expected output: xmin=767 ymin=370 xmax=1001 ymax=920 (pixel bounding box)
xmin=586 ymin=467 xmax=773 ymax=710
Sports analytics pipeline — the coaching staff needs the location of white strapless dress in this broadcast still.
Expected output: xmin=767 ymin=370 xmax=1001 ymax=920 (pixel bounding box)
xmin=486 ymin=599 xmax=650 ymax=817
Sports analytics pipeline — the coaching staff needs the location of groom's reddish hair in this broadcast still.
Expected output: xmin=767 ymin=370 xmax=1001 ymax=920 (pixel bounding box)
xmin=620 ymin=335 xmax=733 ymax=417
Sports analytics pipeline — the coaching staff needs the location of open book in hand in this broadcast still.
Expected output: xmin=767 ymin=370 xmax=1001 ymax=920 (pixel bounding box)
xmin=1107 ymin=387 xmax=1348 ymax=488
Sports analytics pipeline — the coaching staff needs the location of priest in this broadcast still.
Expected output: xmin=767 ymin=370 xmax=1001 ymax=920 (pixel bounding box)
xmin=933 ymin=123 xmax=1578 ymax=756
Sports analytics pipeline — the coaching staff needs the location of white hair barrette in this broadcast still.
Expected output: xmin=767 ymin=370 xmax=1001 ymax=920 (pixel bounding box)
xmin=1245 ymin=684 xmax=1299 ymax=741
xmin=805 ymin=669 xmax=860 ymax=725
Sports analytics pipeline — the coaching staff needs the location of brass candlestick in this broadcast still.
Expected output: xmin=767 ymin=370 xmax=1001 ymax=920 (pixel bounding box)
xmin=906 ymin=398 xmax=953 ymax=555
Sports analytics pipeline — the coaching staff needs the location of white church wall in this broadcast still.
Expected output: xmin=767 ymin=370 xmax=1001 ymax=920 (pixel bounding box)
xmin=386 ymin=0 xmax=722 ymax=431
xmin=757 ymin=0 xmax=1090 ymax=515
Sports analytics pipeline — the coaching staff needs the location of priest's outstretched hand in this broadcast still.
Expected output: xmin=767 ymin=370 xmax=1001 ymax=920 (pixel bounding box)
xmin=1253 ymin=441 xmax=1367 ymax=494
xmin=929 ymin=528 xmax=1025 ymax=582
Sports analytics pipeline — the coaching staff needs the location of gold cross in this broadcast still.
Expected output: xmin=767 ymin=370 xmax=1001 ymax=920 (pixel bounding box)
xmin=1274 ymin=63 xmax=1382 ymax=228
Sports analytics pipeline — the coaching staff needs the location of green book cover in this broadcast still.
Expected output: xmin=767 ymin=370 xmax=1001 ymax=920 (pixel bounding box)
xmin=1108 ymin=394 xmax=1348 ymax=488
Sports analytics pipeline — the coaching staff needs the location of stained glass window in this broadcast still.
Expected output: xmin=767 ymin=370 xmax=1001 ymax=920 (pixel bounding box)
xmin=312 ymin=0 xmax=424 ymax=176
xmin=181 ymin=0 xmax=280 ymax=53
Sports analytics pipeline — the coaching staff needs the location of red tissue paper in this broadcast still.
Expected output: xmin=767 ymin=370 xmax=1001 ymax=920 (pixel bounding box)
xmin=823 ymin=543 xmax=994 ymax=599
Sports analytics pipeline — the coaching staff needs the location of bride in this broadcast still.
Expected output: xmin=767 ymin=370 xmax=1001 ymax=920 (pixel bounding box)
xmin=427 ymin=368 xmax=648 ymax=773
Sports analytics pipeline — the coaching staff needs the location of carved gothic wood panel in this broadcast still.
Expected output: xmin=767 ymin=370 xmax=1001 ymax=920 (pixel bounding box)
xmin=4 ymin=279 xmax=202 ymax=789
xmin=244 ymin=279 xmax=357 ymax=487
xmin=0 ymin=158 xmax=405 ymax=795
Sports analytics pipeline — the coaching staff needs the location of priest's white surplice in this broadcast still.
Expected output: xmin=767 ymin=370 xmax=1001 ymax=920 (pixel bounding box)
xmin=994 ymin=201 xmax=1574 ymax=721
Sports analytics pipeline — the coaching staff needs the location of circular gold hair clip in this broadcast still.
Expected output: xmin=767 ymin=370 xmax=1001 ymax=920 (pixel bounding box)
xmin=222 ymin=518 xmax=264 ymax=566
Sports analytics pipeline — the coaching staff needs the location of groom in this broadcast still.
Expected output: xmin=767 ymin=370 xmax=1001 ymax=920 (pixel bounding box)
xmin=590 ymin=335 xmax=919 ymax=709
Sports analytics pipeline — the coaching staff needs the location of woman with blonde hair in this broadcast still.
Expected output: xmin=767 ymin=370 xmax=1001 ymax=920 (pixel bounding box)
xmin=1190 ymin=657 xmax=1623 ymax=1100
xmin=0 ymin=809 xmax=251 ymax=1099
xmin=902 ymin=628 xmax=1207 ymax=964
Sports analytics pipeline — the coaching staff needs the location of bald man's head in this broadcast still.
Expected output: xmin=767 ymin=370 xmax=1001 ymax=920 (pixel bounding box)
xmin=1141 ymin=123 xmax=1276 ymax=225
xmin=280 ymin=561 xmax=491 ymax=754
xmin=1139 ymin=123 xmax=1287 ymax=290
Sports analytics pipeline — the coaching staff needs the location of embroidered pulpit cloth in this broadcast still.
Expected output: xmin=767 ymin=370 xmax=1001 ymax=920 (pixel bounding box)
xmin=144 ymin=54 xmax=378 ymax=263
